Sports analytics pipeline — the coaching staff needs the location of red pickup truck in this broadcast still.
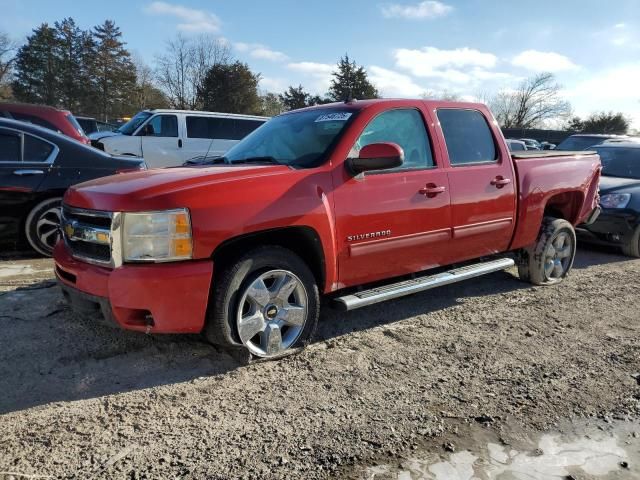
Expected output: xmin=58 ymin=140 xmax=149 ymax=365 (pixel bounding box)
xmin=54 ymin=99 xmax=601 ymax=359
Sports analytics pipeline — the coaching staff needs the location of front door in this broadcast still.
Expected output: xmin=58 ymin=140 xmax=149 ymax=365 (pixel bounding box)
xmin=332 ymin=107 xmax=452 ymax=287
xmin=139 ymin=114 xmax=182 ymax=167
xmin=435 ymin=108 xmax=517 ymax=261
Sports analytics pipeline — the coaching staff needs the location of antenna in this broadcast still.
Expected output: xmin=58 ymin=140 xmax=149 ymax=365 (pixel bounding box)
xmin=344 ymin=86 xmax=355 ymax=104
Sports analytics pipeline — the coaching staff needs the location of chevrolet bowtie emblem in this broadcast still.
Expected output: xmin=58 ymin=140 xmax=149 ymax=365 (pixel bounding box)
xmin=64 ymin=222 xmax=75 ymax=238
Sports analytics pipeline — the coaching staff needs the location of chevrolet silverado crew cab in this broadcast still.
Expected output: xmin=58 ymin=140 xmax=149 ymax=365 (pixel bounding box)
xmin=54 ymin=99 xmax=601 ymax=359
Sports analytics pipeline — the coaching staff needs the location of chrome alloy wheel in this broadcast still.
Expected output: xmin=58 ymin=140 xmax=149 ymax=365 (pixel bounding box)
xmin=36 ymin=205 xmax=62 ymax=252
xmin=236 ymin=269 xmax=308 ymax=357
xmin=543 ymin=231 xmax=574 ymax=281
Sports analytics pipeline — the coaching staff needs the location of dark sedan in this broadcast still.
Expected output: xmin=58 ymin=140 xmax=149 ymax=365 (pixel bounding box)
xmin=0 ymin=118 xmax=145 ymax=256
xmin=578 ymin=143 xmax=640 ymax=257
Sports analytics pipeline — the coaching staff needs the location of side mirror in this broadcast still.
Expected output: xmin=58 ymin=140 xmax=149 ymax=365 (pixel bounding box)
xmin=347 ymin=142 xmax=404 ymax=175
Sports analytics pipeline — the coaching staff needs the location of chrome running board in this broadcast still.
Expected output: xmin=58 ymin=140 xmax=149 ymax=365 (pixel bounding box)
xmin=333 ymin=257 xmax=515 ymax=311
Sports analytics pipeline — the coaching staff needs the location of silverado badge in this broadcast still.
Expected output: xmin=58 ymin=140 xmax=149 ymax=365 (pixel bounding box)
xmin=347 ymin=230 xmax=391 ymax=242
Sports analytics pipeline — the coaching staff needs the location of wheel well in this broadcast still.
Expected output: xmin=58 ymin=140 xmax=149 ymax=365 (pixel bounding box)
xmin=543 ymin=191 xmax=584 ymax=224
xmin=212 ymin=226 xmax=326 ymax=290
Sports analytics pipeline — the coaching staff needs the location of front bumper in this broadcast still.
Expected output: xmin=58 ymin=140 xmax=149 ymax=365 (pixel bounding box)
xmin=577 ymin=209 xmax=639 ymax=246
xmin=54 ymin=242 xmax=214 ymax=334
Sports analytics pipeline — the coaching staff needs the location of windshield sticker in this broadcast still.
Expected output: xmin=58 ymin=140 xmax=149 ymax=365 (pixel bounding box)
xmin=315 ymin=112 xmax=352 ymax=123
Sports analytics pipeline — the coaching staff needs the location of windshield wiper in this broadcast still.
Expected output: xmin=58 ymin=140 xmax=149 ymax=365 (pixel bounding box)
xmin=230 ymin=156 xmax=282 ymax=165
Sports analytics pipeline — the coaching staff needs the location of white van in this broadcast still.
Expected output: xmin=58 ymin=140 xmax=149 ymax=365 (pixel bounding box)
xmin=91 ymin=110 xmax=268 ymax=168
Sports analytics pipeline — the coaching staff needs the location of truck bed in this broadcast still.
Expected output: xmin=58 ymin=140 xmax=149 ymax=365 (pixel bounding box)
xmin=511 ymin=150 xmax=596 ymax=159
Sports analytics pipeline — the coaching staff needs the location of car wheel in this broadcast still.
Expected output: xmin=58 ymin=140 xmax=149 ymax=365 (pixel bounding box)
xmin=621 ymin=225 xmax=640 ymax=258
xmin=25 ymin=197 xmax=63 ymax=257
xmin=518 ymin=217 xmax=576 ymax=286
xmin=204 ymin=246 xmax=320 ymax=359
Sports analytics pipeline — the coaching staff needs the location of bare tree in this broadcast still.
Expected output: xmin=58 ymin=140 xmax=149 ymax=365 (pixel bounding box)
xmin=155 ymin=34 xmax=231 ymax=110
xmin=489 ymin=73 xmax=571 ymax=128
xmin=421 ymin=89 xmax=461 ymax=101
xmin=0 ymin=31 xmax=17 ymax=99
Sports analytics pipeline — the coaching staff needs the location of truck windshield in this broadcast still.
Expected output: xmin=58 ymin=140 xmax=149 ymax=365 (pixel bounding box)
xmin=116 ymin=111 xmax=152 ymax=135
xmin=223 ymin=108 xmax=357 ymax=168
xmin=595 ymin=147 xmax=640 ymax=179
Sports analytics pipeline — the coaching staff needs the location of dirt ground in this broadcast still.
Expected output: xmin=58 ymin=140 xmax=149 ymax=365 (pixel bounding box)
xmin=0 ymin=246 xmax=639 ymax=479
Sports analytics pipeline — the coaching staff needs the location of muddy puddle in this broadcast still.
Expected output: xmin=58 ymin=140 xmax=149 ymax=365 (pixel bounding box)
xmin=360 ymin=419 xmax=640 ymax=479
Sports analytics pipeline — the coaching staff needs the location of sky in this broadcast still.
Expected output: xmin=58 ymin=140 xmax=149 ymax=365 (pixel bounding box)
xmin=1 ymin=0 xmax=640 ymax=128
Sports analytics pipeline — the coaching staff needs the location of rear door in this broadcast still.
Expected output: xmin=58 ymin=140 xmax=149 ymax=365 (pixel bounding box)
xmin=332 ymin=107 xmax=452 ymax=287
xmin=139 ymin=114 xmax=182 ymax=167
xmin=435 ymin=108 xmax=516 ymax=260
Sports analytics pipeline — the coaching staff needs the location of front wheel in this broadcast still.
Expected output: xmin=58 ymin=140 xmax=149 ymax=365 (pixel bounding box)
xmin=621 ymin=225 xmax=640 ymax=258
xmin=204 ymin=246 xmax=320 ymax=359
xmin=518 ymin=217 xmax=577 ymax=286
xmin=25 ymin=197 xmax=63 ymax=257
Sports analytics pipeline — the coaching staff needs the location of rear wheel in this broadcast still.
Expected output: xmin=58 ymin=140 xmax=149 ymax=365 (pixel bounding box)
xmin=25 ymin=197 xmax=62 ymax=257
xmin=621 ymin=225 xmax=640 ymax=258
xmin=518 ymin=217 xmax=576 ymax=286
xmin=204 ymin=246 xmax=319 ymax=359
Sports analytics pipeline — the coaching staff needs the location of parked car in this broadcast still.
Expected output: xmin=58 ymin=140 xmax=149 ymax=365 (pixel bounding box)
xmin=54 ymin=99 xmax=600 ymax=359
xmin=556 ymin=134 xmax=627 ymax=151
xmin=540 ymin=142 xmax=556 ymax=150
xmin=75 ymin=116 xmax=117 ymax=135
xmin=519 ymin=138 xmax=541 ymax=150
xmin=0 ymin=118 xmax=145 ymax=256
xmin=578 ymin=142 xmax=640 ymax=256
xmin=0 ymin=102 xmax=90 ymax=145
xmin=506 ymin=139 xmax=527 ymax=151
xmin=90 ymin=109 xmax=269 ymax=168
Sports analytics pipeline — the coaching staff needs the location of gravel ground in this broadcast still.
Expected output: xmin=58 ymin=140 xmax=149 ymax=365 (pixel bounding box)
xmin=0 ymin=246 xmax=639 ymax=479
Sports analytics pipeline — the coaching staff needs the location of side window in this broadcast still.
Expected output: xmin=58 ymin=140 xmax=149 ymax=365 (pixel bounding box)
xmin=186 ymin=116 xmax=210 ymax=138
xmin=236 ymin=120 xmax=265 ymax=139
xmin=209 ymin=118 xmax=236 ymax=139
xmin=0 ymin=131 xmax=21 ymax=162
xmin=145 ymin=115 xmax=178 ymax=137
xmin=24 ymin=134 xmax=55 ymax=162
xmin=437 ymin=109 xmax=497 ymax=165
xmin=352 ymin=109 xmax=433 ymax=170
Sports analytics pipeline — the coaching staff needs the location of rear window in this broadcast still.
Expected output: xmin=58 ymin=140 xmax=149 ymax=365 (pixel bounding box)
xmin=437 ymin=109 xmax=497 ymax=165
xmin=556 ymin=136 xmax=608 ymax=151
xmin=24 ymin=134 xmax=54 ymax=162
xmin=186 ymin=116 xmax=265 ymax=140
xmin=9 ymin=112 xmax=59 ymax=132
xmin=66 ymin=114 xmax=86 ymax=136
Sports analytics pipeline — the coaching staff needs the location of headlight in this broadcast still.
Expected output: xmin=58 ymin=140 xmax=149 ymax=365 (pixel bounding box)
xmin=600 ymin=193 xmax=631 ymax=209
xmin=122 ymin=209 xmax=192 ymax=262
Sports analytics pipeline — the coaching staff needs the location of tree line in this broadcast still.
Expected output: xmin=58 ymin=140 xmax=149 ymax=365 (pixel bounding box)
xmin=0 ymin=18 xmax=631 ymax=134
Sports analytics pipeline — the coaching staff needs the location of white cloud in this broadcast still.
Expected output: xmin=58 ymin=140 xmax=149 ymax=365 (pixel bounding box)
xmin=564 ymin=63 xmax=640 ymax=129
xmin=234 ymin=42 xmax=288 ymax=62
xmin=381 ymin=1 xmax=452 ymax=19
xmin=145 ymin=1 xmax=221 ymax=33
xmin=368 ymin=66 xmax=426 ymax=97
xmin=394 ymin=46 xmax=499 ymax=84
xmin=287 ymin=62 xmax=335 ymax=95
xmin=511 ymin=50 xmax=578 ymax=72
xmin=260 ymin=77 xmax=288 ymax=93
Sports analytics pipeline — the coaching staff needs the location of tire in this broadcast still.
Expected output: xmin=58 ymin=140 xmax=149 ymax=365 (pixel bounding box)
xmin=621 ymin=225 xmax=640 ymax=258
xmin=518 ymin=217 xmax=577 ymax=286
xmin=25 ymin=197 xmax=63 ymax=257
xmin=204 ymin=246 xmax=320 ymax=359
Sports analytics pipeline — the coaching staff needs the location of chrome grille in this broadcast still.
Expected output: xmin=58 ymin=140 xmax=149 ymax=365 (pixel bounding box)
xmin=61 ymin=206 xmax=114 ymax=266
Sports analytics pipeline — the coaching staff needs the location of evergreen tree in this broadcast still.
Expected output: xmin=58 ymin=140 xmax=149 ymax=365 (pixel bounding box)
xmin=91 ymin=20 xmax=136 ymax=120
xmin=260 ymin=92 xmax=284 ymax=116
xmin=328 ymin=54 xmax=378 ymax=102
xmin=199 ymin=61 xmax=261 ymax=114
xmin=12 ymin=24 xmax=60 ymax=105
xmin=54 ymin=18 xmax=94 ymax=113
xmin=280 ymin=85 xmax=310 ymax=110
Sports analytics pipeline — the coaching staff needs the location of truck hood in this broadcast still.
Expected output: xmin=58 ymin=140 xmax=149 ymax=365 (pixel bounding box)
xmin=88 ymin=130 xmax=121 ymax=141
xmin=64 ymin=165 xmax=291 ymax=211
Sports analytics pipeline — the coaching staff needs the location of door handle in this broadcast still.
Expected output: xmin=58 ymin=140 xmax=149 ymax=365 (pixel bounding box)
xmin=13 ymin=169 xmax=44 ymax=176
xmin=491 ymin=177 xmax=511 ymax=188
xmin=178 ymin=139 xmax=183 ymax=148
xmin=419 ymin=184 xmax=446 ymax=196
